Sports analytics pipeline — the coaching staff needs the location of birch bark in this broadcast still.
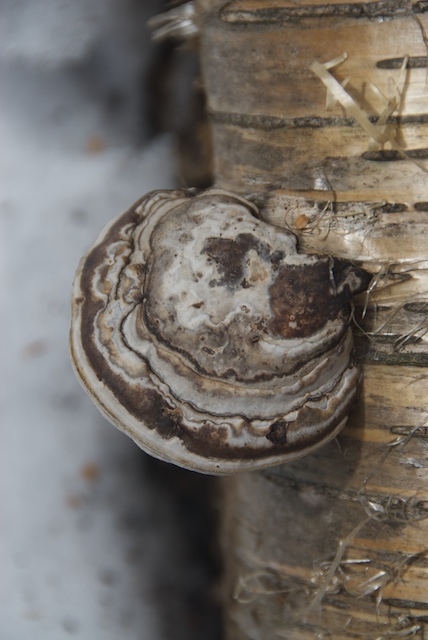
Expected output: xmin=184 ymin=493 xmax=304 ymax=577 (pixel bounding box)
xmin=196 ymin=1 xmax=428 ymax=637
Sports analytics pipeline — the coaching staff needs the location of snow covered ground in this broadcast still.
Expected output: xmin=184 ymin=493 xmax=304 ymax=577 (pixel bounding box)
xmin=0 ymin=3 xmax=219 ymax=639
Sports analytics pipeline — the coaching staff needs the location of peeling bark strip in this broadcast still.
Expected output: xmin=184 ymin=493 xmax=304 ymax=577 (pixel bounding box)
xmin=197 ymin=0 xmax=428 ymax=637
xmin=259 ymin=189 xmax=428 ymax=367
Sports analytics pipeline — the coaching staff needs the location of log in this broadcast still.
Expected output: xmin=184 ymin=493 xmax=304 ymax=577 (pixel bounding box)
xmin=197 ymin=1 xmax=428 ymax=637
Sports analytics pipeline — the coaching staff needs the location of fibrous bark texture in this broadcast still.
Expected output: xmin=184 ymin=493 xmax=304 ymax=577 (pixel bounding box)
xmin=197 ymin=1 xmax=428 ymax=638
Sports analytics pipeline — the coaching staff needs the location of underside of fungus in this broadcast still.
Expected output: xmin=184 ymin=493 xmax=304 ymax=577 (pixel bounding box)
xmin=70 ymin=188 xmax=370 ymax=474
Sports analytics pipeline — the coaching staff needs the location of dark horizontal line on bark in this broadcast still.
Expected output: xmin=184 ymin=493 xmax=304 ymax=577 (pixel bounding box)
xmin=414 ymin=201 xmax=428 ymax=211
xmin=355 ymin=339 xmax=428 ymax=366
xmin=394 ymin=113 xmax=428 ymax=124
xmin=382 ymin=598 xmax=428 ymax=611
xmin=404 ymin=302 xmax=428 ymax=312
xmin=261 ymin=473 xmax=428 ymax=521
xmin=211 ymin=111 xmax=357 ymax=129
xmin=377 ymin=55 xmax=428 ymax=69
xmin=373 ymin=202 xmax=409 ymax=212
xmin=220 ymin=0 xmax=428 ymax=25
xmin=390 ymin=425 xmax=428 ymax=437
xmin=210 ymin=110 xmax=428 ymax=130
xmin=362 ymin=148 xmax=428 ymax=161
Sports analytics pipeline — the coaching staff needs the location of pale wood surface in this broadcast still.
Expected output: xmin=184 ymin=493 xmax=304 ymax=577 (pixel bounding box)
xmin=198 ymin=0 xmax=428 ymax=637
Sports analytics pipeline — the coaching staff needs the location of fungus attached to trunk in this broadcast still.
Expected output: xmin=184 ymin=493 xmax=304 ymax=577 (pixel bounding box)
xmin=70 ymin=189 xmax=370 ymax=474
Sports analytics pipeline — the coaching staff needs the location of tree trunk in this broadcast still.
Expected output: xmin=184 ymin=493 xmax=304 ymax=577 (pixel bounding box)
xmin=197 ymin=1 xmax=428 ymax=638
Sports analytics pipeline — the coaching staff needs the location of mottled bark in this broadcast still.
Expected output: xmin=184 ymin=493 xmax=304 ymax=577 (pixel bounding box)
xmin=197 ymin=1 xmax=428 ymax=638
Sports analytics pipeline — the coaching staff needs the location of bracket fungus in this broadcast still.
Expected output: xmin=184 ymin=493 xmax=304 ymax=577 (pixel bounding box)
xmin=70 ymin=188 xmax=370 ymax=474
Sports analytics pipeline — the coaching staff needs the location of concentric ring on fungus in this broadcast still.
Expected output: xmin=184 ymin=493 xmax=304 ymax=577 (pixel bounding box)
xmin=70 ymin=188 xmax=370 ymax=474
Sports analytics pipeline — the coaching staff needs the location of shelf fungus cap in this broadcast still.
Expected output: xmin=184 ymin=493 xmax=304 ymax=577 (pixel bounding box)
xmin=70 ymin=188 xmax=370 ymax=475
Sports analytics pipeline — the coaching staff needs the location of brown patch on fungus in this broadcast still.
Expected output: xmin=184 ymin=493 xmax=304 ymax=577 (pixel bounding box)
xmin=268 ymin=262 xmax=333 ymax=339
xmin=266 ymin=420 xmax=288 ymax=445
